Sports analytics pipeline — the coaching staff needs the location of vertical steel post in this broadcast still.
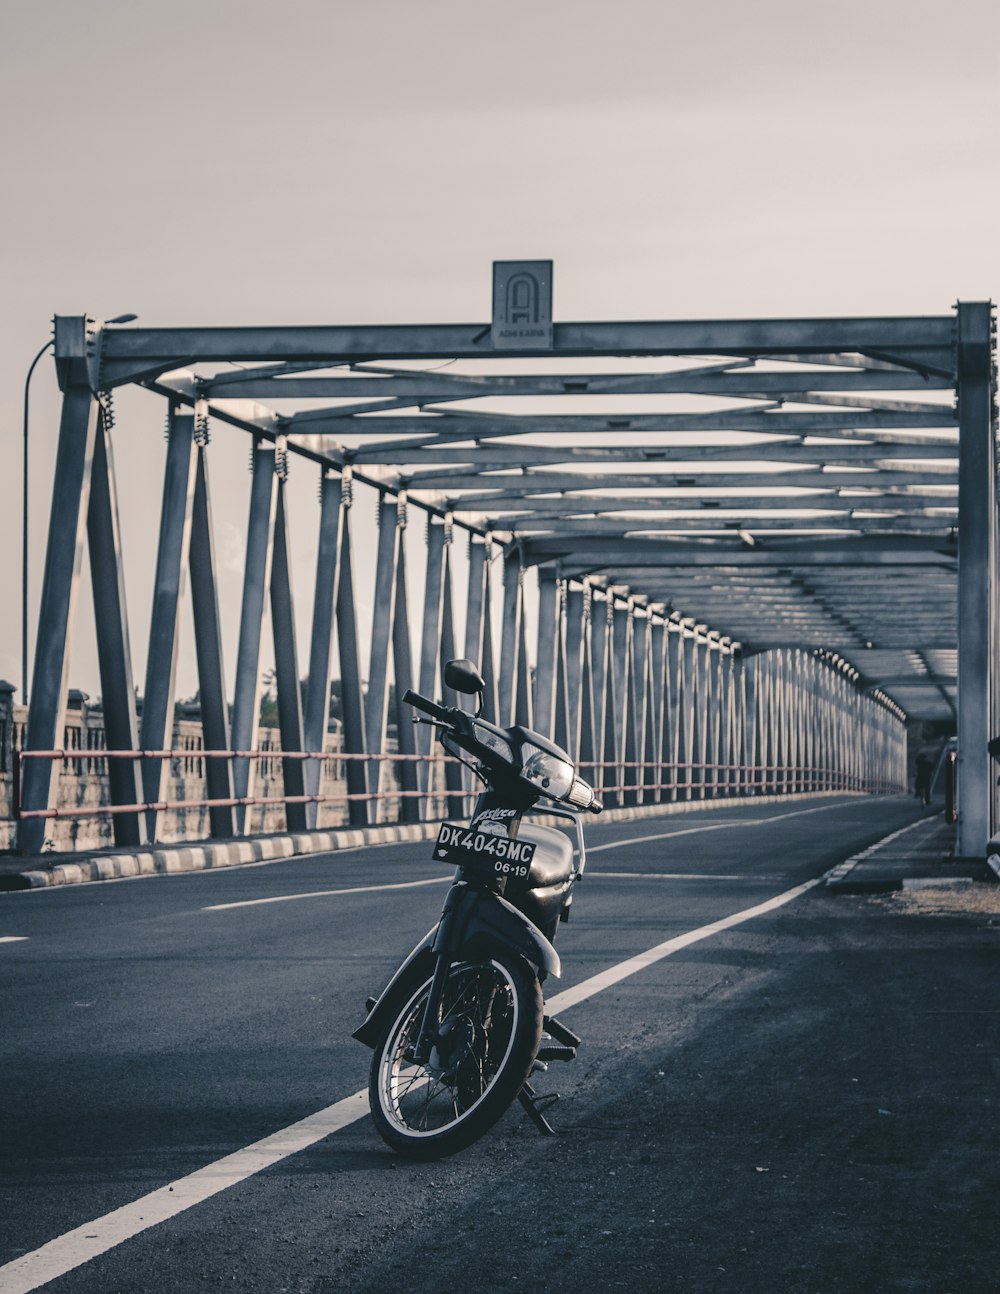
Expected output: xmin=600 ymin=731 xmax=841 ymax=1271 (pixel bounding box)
xmin=553 ymin=582 xmax=570 ymax=753
xmin=742 ymin=653 xmax=758 ymax=796
xmin=706 ymin=642 xmax=721 ymax=798
xmin=719 ymin=648 xmax=733 ymax=796
xmin=498 ymin=549 xmax=524 ymax=727
xmin=681 ymin=631 xmax=698 ymax=799
xmin=270 ymin=476 xmax=307 ymax=833
xmin=534 ymin=567 xmax=559 ymax=739
xmin=590 ymin=591 xmax=609 ymax=787
xmin=18 ymin=347 xmax=100 ymax=855
xmin=564 ymin=584 xmax=586 ymax=761
xmin=609 ymin=598 xmax=630 ymax=805
xmin=231 ymin=440 xmax=278 ymax=832
xmin=514 ymin=566 xmax=533 ymax=729
xmin=391 ymin=500 xmax=419 ymax=824
xmin=439 ymin=521 xmax=465 ymax=817
xmin=733 ymin=651 xmax=748 ymax=795
xmin=335 ymin=483 xmax=369 ymax=825
xmin=463 ymin=537 xmax=487 ymax=681
xmin=577 ymin=587 xmax=597 ymax=782
xmin=480 ymin=540 xmax=500 ymax=725
xmin=648 ymin=616 xmax=666 ymax=803
xmin=667 ymin=625 xmax=683 ymax=801
xmin=416 ymin=520 xmax=447 ymax=802
xmin=956 ymin=302 xmax=996 ymax=855
xmin=189 ymin=446 xmax=234 ymax=836
xmin=140 ymin=410 xmax=197 ymax=841
xmin=366 ymin=497 xmax=402 ymax=810
xmin=303 ymin=472 xmax=343 ymax=828
xmin=636 ymin=612 xmax=656 ymax=804
xmin=602 ymin=596 xmax=621 ymax=803
xmin=87 ymin=405 xmax=144 ymax=846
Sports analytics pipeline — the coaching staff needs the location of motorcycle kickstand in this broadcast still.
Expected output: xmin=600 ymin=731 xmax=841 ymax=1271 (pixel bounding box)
xmin=517 ymin=1082 xmax=560 ymax=1136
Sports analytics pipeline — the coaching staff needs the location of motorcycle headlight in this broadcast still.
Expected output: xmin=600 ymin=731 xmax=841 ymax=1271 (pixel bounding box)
xmin=472 ymin=721 xmax=514 ymax=764
xmin=519 ymin=743 xmax=575 ymax=800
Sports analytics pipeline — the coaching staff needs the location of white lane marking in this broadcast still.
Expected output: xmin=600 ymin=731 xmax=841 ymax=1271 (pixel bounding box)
xmin=0 ymin=1090 xmax=369 ymax=1294
xmin=587 ymin=797 xmax=877 ymax=854
xmin=0 ymin=935 xmax=28 ymax=943
xmin=591 ymin=872 xmax=787 ymax=881
xmin=589 ymin=823 xmax=737 ymax=853
xmin=545 ymin=876 xmax=823 ymax=1015
xmin=202 ymin=876 xmax=452 ymax=912
xmin=0 ymin=872 xmax=822 ymax=1293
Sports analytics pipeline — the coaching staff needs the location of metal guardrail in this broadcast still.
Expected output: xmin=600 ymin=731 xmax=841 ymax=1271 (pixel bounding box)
xmin=11 ymin=748 xmax=905 ymax=827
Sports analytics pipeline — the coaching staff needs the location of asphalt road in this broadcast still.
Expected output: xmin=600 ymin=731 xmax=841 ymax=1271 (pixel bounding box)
xmin=2 ymin=794 xmax=995 ymax=1293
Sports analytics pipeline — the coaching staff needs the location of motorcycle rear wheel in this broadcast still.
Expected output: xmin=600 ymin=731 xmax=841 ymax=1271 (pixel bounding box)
xmin=369 ymin=947 xmax=543 ymax=1159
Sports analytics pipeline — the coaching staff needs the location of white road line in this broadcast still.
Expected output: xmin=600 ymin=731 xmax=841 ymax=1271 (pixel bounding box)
xmin=0 ymin=1090 xmax=369 ymax=1294
xmin=0 ymin=935 xmax=28 ymax=943
xmin=202 ymin=876 xmax=452 ymax=911
xmin=544 ymin=876 xmax=823 ymax=1015
xmin=0 ymin=872 xmax=823 ymax=1294
xmin=591 ymin=872 xmax=787 ymax=881
xmin=588 ymin=823 xmax=739 ymax=852
xmin=587 ymin=797 xmax=870 ymax=854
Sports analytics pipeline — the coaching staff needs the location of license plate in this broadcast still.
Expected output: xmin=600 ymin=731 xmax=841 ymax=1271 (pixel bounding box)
xmin=432 ymin=823 xmax=536 ymax=881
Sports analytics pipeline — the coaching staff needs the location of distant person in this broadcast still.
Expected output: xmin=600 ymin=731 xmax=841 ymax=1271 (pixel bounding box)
xmin=914 ymin=753 xmax=933 ymax=807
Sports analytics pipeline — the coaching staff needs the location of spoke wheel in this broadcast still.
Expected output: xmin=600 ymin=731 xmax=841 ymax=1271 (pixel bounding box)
xmin=369 ymin=949 xmax=542 ymax=1159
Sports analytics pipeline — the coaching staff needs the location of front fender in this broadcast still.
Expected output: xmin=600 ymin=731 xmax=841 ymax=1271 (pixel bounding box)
xmin=457 ymin=888 xmax=561 ymax=983
xmin=352 ymin=925 xmax=437 ymax=1048
xmin=352 ymin=887 xmax=560 ymax=1050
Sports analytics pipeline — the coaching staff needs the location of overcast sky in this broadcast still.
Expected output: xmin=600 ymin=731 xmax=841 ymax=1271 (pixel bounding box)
xmin=1 ymin=0 xmax=997 ymax=700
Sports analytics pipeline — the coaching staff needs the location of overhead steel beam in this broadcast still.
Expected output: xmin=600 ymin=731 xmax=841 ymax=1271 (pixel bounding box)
xmin=521 ymin=534 xmax=958 ymax=567
xmin=279 ymin=410 xmax=954 ymax=438
xmin=202 ymin=366 xmax=954 ymax=401
xmin=358 ymin=441 xmax=960 ymax=468
xmin=420 ymin=469 xmax=958 ymax=494
xmin=100 ymin=315 xmax=956 ymax=366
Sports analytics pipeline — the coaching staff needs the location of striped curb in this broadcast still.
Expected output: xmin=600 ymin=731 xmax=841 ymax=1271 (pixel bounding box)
xmin=2 ymin=790 xmax=867 ymax=891
xmin=823 ymin=815 xmax=955 ymax=893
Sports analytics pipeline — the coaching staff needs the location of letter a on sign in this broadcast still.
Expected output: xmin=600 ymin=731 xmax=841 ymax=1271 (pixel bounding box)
xmin=492 ymin=261 xmax=553 ymax=350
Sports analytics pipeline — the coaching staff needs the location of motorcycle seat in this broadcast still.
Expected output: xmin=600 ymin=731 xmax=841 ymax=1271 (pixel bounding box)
xmin=511 ymin=822 xmax=574 ymax=889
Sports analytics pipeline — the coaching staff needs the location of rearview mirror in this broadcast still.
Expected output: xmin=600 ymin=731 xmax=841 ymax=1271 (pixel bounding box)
xmin=444 ymin=658 xmax=485 ymax=696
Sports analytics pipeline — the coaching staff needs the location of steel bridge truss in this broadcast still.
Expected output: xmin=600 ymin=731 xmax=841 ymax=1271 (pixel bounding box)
xmin=19 ymin=303 xmax=997 ymax=854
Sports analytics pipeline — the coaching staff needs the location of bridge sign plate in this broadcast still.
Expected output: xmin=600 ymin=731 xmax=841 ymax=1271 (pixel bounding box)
xmin=492 ymin=260 xmax=553 ymax=350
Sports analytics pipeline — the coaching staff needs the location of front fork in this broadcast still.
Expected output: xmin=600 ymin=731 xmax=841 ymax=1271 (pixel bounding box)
xmin=412 ymin=791 xmax=533 ymax=1065
xmin=412 ymin=888 xmax=462 ymax=1065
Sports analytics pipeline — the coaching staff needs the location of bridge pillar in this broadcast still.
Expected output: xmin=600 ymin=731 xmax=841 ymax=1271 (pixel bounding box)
xmin=956 ymin=302 xmax=996 ymax=856
xmin=18 ymin=320 xmax=100 ymax=855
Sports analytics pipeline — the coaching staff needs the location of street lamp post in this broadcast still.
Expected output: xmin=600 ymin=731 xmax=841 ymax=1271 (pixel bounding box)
xmin=21 ymin=314 xmax=138 ymax=711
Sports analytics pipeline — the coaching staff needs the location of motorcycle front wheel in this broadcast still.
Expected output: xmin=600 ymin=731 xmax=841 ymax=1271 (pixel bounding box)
xmin=369 ymin=947 xmax=543 ymax=1159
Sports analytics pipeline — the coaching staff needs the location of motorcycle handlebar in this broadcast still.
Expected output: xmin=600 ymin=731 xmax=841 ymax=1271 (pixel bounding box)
xmin=402 ymin=688 xmax=452 ymax=722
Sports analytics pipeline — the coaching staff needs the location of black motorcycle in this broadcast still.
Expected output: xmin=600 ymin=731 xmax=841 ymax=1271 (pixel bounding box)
xmin=354 ymin=658 xmax=603 ymax=1159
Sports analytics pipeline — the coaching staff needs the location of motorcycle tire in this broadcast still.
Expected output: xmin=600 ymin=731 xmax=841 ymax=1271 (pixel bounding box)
xmin=368 ymin=946 xmax=543 ymax=1159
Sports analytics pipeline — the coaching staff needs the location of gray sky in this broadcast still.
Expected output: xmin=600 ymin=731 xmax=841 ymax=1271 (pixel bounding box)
xmin=1 ymin=0 xmax=997 ymax=699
